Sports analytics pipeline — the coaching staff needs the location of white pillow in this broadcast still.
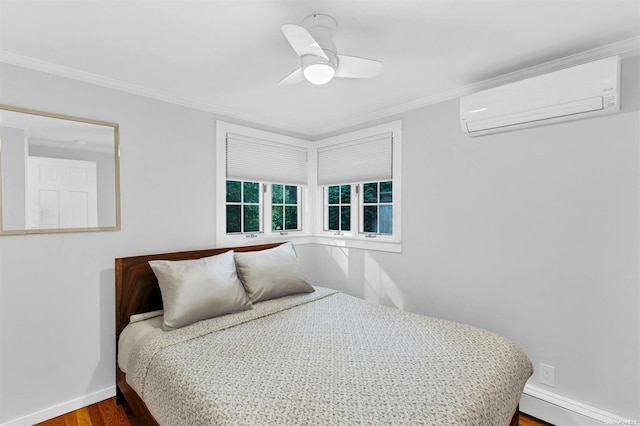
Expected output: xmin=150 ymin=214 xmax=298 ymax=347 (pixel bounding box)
xmin=234 ymin=242 xmax=314 ymax=303
xmin=149 ymin=250 xmax=252 ymax=329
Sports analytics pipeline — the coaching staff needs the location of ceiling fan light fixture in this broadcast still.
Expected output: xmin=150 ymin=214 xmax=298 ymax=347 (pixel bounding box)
xmin=303 ymin=63 xmax=335 ymax=85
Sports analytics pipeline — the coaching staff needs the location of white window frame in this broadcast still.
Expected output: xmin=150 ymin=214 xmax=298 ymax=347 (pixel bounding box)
xmin=269 ymin=184 xmax=303 ymax=234
xmin=312 ymin=120 xmax=402 ymax=253
xmin=359 ymin=180 xmax=394 ymax=235
xmin=323 ymin=184 xmax=354 ymax=235
xmin=224 ymin=180 xmax=264 ymax=235
xmin=216 ymin=121 xmax=313 ymax=247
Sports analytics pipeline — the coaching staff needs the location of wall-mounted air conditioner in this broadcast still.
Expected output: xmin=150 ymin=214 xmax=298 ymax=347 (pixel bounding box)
xmin=460 ymin=56 xmax=620 ymax=136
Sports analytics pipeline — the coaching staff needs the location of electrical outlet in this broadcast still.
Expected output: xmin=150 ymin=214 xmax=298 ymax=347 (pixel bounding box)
xmin=539 ymin=363 xmax=555 ymax=387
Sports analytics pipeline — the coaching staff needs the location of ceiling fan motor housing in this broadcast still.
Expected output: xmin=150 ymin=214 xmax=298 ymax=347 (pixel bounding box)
xmin=303 ymin=15 xmax=338 ymax=59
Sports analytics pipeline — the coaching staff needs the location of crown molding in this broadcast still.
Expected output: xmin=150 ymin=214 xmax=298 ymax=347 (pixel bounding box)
xmin=2 ymin=36 xmax=639 ymax=139
xmin=310 ymin=36 xmax=640 ymax=137
xmin=0 ymin=51 xmax=313 ymax=137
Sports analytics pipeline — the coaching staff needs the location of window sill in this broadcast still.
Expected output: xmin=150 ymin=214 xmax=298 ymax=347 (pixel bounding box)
xmin=310 ymin=235 xmax=402 ymax=253
xmin=216 ymin=233 xmax=401 ymax=253
xmin=216 ymin=233 xmax=314 ymax=248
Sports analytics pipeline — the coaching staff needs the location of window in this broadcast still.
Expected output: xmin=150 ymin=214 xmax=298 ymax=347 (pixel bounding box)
xmin=226 ymin=180 xmax=262 ymax=234
xmin=326 ymin=184 xmax=351 ymax=232
xmin=316 ymin=120 xmax=401 ymax=249
xmin=361 ymin=181 xmax=392 ymax=234
xmin=216 ymin=120 xmax=401 ymax=252
xmin=216 ymin=122 xmax=310 ymax=246
xmin=323 ymin=180 xmax=393 ymax=237
xmin=272 ymin=184 xmax=301 ymax=231
xmin=225 ymin=181 xmax=302 ymax=236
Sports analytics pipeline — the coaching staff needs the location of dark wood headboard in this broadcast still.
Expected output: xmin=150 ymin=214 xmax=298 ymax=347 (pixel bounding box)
xmin=115 ymin=242 xmax=283 ymax=339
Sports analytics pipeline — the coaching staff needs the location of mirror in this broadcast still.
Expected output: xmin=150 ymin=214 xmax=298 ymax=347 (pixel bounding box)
xmin=0 ymin=105 xmax=120 ymax=234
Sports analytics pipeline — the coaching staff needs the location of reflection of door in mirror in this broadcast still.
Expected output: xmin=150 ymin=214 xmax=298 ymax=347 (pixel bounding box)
xmin=26 ymin=157 xmax=98 ymax=229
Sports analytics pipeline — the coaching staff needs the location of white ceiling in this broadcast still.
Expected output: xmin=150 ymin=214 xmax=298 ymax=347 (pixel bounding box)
xmin=1 ymin=0 xmax=639 ymax=137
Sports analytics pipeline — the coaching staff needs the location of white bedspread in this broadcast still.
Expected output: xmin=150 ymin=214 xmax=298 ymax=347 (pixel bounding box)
xmin=127 ymin=287 xmax=532 ymax=425
xmin=118 ymin=315 xmax=164 ymax=373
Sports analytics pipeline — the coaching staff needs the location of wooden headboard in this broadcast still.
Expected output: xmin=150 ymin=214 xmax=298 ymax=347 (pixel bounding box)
xmin=115 ymin=242 xmax=283 ymax=339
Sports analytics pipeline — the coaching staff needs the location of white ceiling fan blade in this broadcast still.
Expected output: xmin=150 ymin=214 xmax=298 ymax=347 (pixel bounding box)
xmin=335 ymin=55 xmax=383 ymax=78
xmin=281 ymin=24 xmax=329 ymax=60
xmin=278 ymin=68 xmax=306 ymax=86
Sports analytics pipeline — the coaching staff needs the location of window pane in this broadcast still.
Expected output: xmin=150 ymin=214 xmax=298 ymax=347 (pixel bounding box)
xmin=363 ymin=182 xmax=378 ymax=203
xmin=363 ymin=206 xmax=378 ymax=233
xmin=328 ymin=206 xmax=339 ymax=230
xmin=226 ymin=180 xmax=241 ymax=203
xmin=272 ymin=184 xmax=283 ymax=204
xmin=379 ymin=205 xmax=393 ymax=234
xmin=341 ymin=206 xmax=351 ymax=231
xmin=340 ymin=185 xmax=351 ymax=204
xmin=244 ymin=205 xmax=260 ymax=232
xmin=272 ymin=205 xmax=283 ymax=231
xmin=328 ymin=186 xmax=340 ymax=204
xmin=380 ymin=181 xmax=392 ymax=203
xmin=226 ymin=205 xmax=241 ymax=233
xmin=285 ymin=206 xmax=298 ymax=230
xmin=285 ymin=185 xmax=297 ymax=204
xmin=243 ymin=182 xmax=260 ymax=203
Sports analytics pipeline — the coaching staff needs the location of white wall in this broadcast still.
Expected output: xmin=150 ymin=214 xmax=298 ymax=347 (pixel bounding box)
xmin=306 ymin=55 xmax=640 ymax=421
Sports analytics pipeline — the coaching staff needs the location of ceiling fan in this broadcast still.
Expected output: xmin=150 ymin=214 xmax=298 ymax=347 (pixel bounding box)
xmin=279 ymin=14 xmax=383 ymax=86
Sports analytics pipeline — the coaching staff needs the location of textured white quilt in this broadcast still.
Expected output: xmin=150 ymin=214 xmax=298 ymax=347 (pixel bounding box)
xmin=127 ymin=287 xmax=532 ymax=425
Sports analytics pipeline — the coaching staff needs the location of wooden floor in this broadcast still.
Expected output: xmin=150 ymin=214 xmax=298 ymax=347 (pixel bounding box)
xmin=35 ymin=397 xmax=553 ymax=426
xmin=520 ymin=413 xmax=554 ymax=426
xmin=35 ymin=398 xmax=131 ymax=426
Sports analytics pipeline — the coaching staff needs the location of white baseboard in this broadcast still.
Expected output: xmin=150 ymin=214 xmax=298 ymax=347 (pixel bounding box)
xmin=1 ymin=384 xmax=635 ymax=426
xmin=0 ymin=386 xmax=116 ymax=426
xmin=521 ymin=384 xmax=637 ymax=426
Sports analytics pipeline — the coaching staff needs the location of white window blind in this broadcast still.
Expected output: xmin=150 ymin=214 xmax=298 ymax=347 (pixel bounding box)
xmin=317 ymin=132 xmax=393 ymax=186
xmin=226 ymin=133 xmax=308 ymax=185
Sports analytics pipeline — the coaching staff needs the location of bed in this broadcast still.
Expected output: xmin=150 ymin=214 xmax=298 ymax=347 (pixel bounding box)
xmin=115 ymin=242 xmax=532 ymax=425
